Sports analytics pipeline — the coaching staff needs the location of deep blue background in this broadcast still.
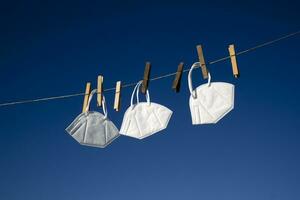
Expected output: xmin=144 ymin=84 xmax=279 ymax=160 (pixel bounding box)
xmin=0 ymin=0 xmax=299 ymax=199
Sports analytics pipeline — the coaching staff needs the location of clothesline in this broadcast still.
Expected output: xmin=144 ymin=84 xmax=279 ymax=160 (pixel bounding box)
xmin=0 ymin=30 xmax=299 ymax=107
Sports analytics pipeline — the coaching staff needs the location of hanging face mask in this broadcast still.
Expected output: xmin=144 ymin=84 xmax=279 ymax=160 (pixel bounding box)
xmin=120 ymin=81 xmax=173 ymax=139
xmin=188 ymin=63 xmax=235 ymax=124
xmin=66 ymin=90 xmax=119 ymax=148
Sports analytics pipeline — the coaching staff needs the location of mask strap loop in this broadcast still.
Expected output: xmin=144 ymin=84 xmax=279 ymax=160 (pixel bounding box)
xmin=130 ymin=81 xmax=142 ymax=107
xmin=85 ymin=89 xmax=96 ymax=112
xmin=188 ymin=62 xmax=199 ymax=98
xmin=188 ymin=62 xmax=212 ymax=99
xmin=207 ymin=72 xmax=211 ymax=87
xmin=85 ymin=89 xmax=108 ymax=118
xmin=136 ymin=81 xmax=150 ymax=105
xmin=101 ymin=96 xmax=108 ymax=119
xmin=146 ymin=90 xmax=150 ymax=105
xmin=130 ymin=81 xmax=151 ymax=108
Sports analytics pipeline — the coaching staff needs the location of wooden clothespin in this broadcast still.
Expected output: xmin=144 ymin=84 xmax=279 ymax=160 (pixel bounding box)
xmin=97 ymin=75 xmax=104 ymax=107
xmin=82 ymin=82 xmax=91 ymax=113
xmin=196 ymin=45 xmax=209 ymax=79
xmin=114 ymin=81 xmax=122 ymax=111
xmin=228 ymin=44 xmax=239 ymax=78
xmin=141 ymin=62 xmax=151 ymax=94
xmin=172 ymin=62 xmax=184 ymax=93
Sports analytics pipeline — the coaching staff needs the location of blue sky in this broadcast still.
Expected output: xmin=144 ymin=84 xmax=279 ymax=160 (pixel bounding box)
xmin=0 ymin=0 xmax=299 ymax=199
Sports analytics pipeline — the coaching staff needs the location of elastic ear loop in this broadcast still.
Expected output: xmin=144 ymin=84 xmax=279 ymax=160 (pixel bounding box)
xmin=101 ymin=96 xmax=108 ymax=119
xmin=136 ymin=81 xmax=150 ymax=105
xmin=85 ymin=89 xmax=96 ymax=112
xmin=207 ymin=72 xmax=211 ymax=86
xmin=188 ymin=62 xmax=212 ymax=99
xmin=130 ymin=81 xmax=150 ymax=108
xmin=85 ymin=89 xmax=108 ymax=118
xmin=130 ymin=81 xmax=142 ymax=107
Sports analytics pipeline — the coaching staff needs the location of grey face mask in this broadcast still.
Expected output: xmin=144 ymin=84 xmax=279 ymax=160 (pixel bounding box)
xmin=66 ymin=90 xmax=119 ymax=148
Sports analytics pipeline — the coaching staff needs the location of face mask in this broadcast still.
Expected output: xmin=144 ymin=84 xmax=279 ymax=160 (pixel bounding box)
xmin=120 ymin=81 xmax=172 ymax=139
xmin=188 ymin=62 xmax=235 ymax=124
xmin=66 ymin=90 xmax=119 ymax=148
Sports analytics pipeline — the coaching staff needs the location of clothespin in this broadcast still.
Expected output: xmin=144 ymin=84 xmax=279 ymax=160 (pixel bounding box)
xmin=141 ymin=62 xmax=151 ymax=94
xmin=97 ymin=75 xmax=104 ymax=107
xmin=82 ymin=82 xmax=91 ymax=113
xmin=196 ymin=45 xmax=209 ymax=79
xmin=114 ymin=81 xmax=122 ymax=111
xmin=228 ymin=44 xmax=239 ymax=78
xmin=172 ymin=62 xmax=184 ymax=93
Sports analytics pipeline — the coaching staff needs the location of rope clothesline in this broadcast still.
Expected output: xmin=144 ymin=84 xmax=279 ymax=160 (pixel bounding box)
xmin=0 ymin=30 xmax=299 ymax=107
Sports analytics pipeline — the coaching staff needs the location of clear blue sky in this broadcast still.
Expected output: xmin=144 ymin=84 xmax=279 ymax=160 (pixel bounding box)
xmin=0 ymin=0 xmax=299 ymax=199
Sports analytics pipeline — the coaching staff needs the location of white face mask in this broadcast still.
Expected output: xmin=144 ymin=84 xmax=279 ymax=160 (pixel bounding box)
xmin=120 ymin=81 xmax=173 ymax=139
xmin=188 ymin=63 xmax=235 ymax=124
xmin=66 ymin=90 xmax=119 ymax=148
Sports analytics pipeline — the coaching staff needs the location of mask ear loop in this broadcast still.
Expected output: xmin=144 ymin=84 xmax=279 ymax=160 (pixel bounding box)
xmin=101 ymin=95 xmax=108 ymax=119
xmin=136 ymin=81 xmax=150 ymax=106
xmin=130 ymin=81 xmax=142 ymax=108
xmin=85 ymin=89 xmax=108 ymax=119
xmin=188 ymin=62 xmax=212 ymax=99
xmin=207 ymin=72 xmax=211 ymax=87
xmin=188 ymin=62 xmax=199 ymax=99
xmin=130 ymin=81 xmax=151 ymax=109
xmin=85 ymin=89 xmax=97 ymax=112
